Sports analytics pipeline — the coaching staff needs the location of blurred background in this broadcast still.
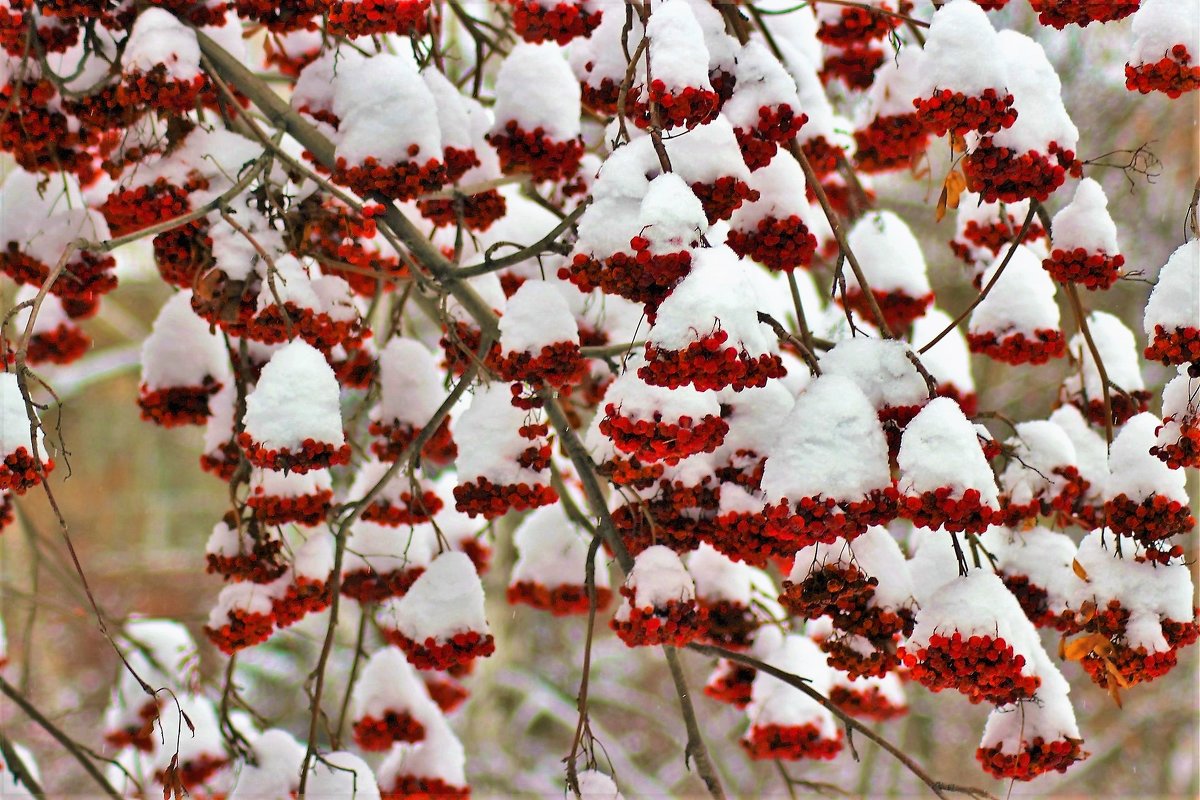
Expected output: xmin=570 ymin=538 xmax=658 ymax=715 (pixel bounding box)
xmin=1 ymin=2 xmax=1196 ymax=796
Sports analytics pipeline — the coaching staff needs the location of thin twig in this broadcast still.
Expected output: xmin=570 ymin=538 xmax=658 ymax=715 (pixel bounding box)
xmin=662 ymin=645 xmax=727 ymax=800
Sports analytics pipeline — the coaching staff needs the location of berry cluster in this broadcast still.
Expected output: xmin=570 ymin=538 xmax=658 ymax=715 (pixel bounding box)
xmin=384 ymin=629 xmax=497 ymax=671
xmin=334 ymin=154 xmax=448 ymax=202
xmin=205 ymin=608 xmax=275 ymax=655
xmin=341 ymin=566 xmax=426 ymax=604
xmin=901 ymin=632 xmax=1040 ymax=705
xmin=725 ymin=214 xmax=818 ymax=272
xmin=506 ymin=581 xmax=613 ymax=616
xmin=600 ymin=406 xmax=729 ymax=465
xmin=361 ymin=489 xmax=443 ymax=526
xmin=853 ymin=113 xmax=931 ymax=173
xmin=418 ymin=188 xmax=509 ymax=233
xmin=704 ymin=661 xmax=757 ymax=708
xmin=915 ymin=88 xmax=1018 ymax=137
xmin=976 ymin=737 xmax=1085 ymax=780
xmin=611 ymin=592 xmax=707 ymax=648
xmin=326 ymin=0 xmax=430 ymax=36
xmin=488 ymin=121 xmax=584 ymax=181
xmin=1069 ymin=390 xmax=1152 ymax=428
xmin=26 ymin=324 xmax=91 ymax=366
xmin=820 ymin=44 xmax=886 ymax=90
xmin=690 ymin=176 xmax=760 ymax=224
xmin=1151 ymin=415 xmax=1200 ymax=469
xmin=734 ymin=105 xmax=807 ymax=171
xmin=0 ymin=448 xmax=54 ymax=495
xmin=495 ymin=341 xmax=586 ymax=388
xmin=741 ymin=723 xmax=843 ymax=761
xmin=453 ymin=476 xmax=558 ymax=519
xmin=841 ymin=288 xmax=934 ymax=333
xmin=509 ymin=0 xmax=602 ymax=45
xmin=370 ymin=417 xmax=458 ymax=466
xmin=829 ymin=685 xmax=907 ymax=721
xmin=967 ymin=329 xmax=1066 ymax=365
xmin=382 ymin=775 xmax=471 ymax=800
xmin=1030 ymin=0 xmax=1139 ymax=28
xmin=1104 ymin=493 xmax=1195 ymax=547
xmin=963 ymin=140 xmax=1081 ymax=204
xmin=636 ymin=80 xmax=718 ymax=130
xmin=1042 ymin=248 xmax=1125 ymax=290
xmin=237 ymin=434 xmax=351 ymax=474
xmin=561 ymin=245 xmax=693 ymax=309
xmin=272 ymin=576 xmax=332 ymax=627
xmin=1126 ymin=48 xmax=1200 ymax=98
xmin=640 ymin=332 xmax=786 ymax=392
xmin=1143 ymin=324 xmax=1200 ymax=366
xmin=353 ymin=711 xmax=426 ymax=751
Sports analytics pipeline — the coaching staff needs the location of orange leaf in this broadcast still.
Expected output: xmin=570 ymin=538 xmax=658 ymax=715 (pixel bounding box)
xmin=1072 ymin=559 xmax=1090 ymax=582
xmin=1061 ymin=633 xmax=1109 ymax=661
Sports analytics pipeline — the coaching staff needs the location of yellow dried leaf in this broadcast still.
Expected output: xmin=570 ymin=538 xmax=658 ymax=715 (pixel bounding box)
xmin=1072 ymin=559 xmax=1090 ymax=582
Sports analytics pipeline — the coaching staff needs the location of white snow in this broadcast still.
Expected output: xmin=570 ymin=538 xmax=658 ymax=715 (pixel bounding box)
xmin=499 ymin=279 xmax=580 ymax=354
xmin=207 ymin=581 xmax=275 ymax=628
xmin=898 ymin=397 xmax=1000 ymax=504
xmin=140 ymin=292 xmax=230 ymax=390
xmin=1104 ymin=412 xmax=1190 ymax=505
xmin=990 ymin=31 xmax=1077 ymax=155
xmin=384 ymin=551 xmax=490 ymax=643
xmin=252 ymin=466 xmax=332 ymax=500
xmin=603 ymin=362 xmax=721 ymax=424
xmin=917 ymin=0 xmax=1007 ymax=98
xmin=1144 ymin=239 xmax=1199 ymax=334
xmin=790 ymin=526 xmax=915 ymax=611
xmin=510 ymin=505 xmax=610 ymax=591
xmin=728 ymin=149 xmax=808 ymax=229
xmin=121 ymin=8 xmax=202 ymax=80
xmin=687 ymin=543 xmax=754 ymax=605
xmin=352 ymin=646 xmax=440 ymax=723
xmin=1065 ymin=311 xmax=1145 ymax=401
xmin=1128 ymin=0 xmax=1200 ymax=68
xmin=343 ymin=520 xmax=437 ymax=577
xmin=820 ymin=338 xmax=929 ymax=411
xmin=492 ymin=43 xmax=581 ymax=140
xmin=1071 ymin=530 xmax=1195 ymax=651
xmin=723 ymin=40 xmax=801 ymax=130
xmin=968 ymin=245 xmax=1060 ymax=338
xmin=844 ymin=211 xmax=932 ymax=297
xmin=623 ymin=545 xmax=696 ymax=609
xmin=333 ymin=53 xmax=443 ymax=168
xmin=374 ymin=338 xmax=447 ymax=428
xmin=760 ymin=374 xmax=892 ymax=502
xmin=980 ymin=525 xmax=1077 ymax=618
xmin=305 ymin=751 xmax=380 ymax=800
xmin=911 ymin=308 xmax=975 ymax=394
xmin=1050 ymin=178 xmax=1120 ymax=256
xmin=998 ymin=421 xmax=1079 ymax=507
xmin=747 ymin=634 xmax=838 ymax=738
xmin=454 ymin=382 xmax=551 ymax=486
xmin=243 ymin=341 xmax=345 ymax=452
xmin=645 ymin=0 xmax=713 ymax=92
xmin=0 ymin=372 xmax=42 ymax=459
xmin=376 ymin=714 xmax=467 ymax=789
xmin=1048 ymin=404 xmax=1108 ymax=503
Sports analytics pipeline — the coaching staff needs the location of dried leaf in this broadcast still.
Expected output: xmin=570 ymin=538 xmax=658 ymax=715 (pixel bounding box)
xmin=1062 ymin=633 xmax=1110 ymax=661
xmin=1072 ymin=559 xmax=1090 ymax=582
xmin=181 ymin=709 xmax=195 ymax=735
xmin=935 ymin=169 xmax=967 ymax=222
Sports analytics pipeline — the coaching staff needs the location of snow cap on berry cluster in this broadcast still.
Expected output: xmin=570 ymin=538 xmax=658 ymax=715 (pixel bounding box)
xmin=1048 ymin=405 xmax=1108 ymax=503
xmin=1127 ymin=0 xmax=1200 ymax=69
xmin=722 ymin=39 xmax=802 ymax=128
xmin=998 ymin=421 xmax=1079 ymax=506
xmin=384 ymin=551 xmax=490 ymax=644
xmin=305 ymin=751 xmax=381 ymax=800
xmin=863 ymin=42 xmax=925 ymax=118
xmin=333 ymin=52 xmax=442 ymax=168
xmin=687 ymin=543 xmax=755 ymax=606
xmin=648 ymin=246 xmax=776 ymax=355
xmin=917 ymin=0 xmax=1008 ymax=98
xmin=206 ymin=581 xmax=274 ymax=630
xmin=1071 ymin=530 xmax=1195 ymax=652
xmin=777 ymin=43 xmax=836 ymax=143
xmin=121 ymin=8 xmax=202 ymax=81
xmin=1143 ymin=239 xmax=1199 ymax=338
xmin=980 ymin=525 xmax=1078 ymax=616
xmin=421 ymin=67 xmax=473 ymax=155
xmin=623 ymin=545 xmax=697 ymax=609
xmin=1104 ymin=413 xmax=1189 ymax=506
xmin=747 ymin=633 xmax=838 ymax=734
xmin=659 ymin=116 xmax=753 ymax=186
xmin=604 ymin=360 xmax=722 ymax=423
xmin=0 ymin=373 xmax=44 ymax=465
xmin=905 ymin=527 xmax=964 ymax=605
xmin=492 ymin=42 xmax=581 ymax=139
xmin=1065 ymin=312 xmax=1145 ymax=400
xmin=714 ymin=380 xmax=797 ymax=459
xmin=377 ymin=714 xmax=467 ymax=792
xmin=820 ymin=338 xmax=929 ymax=414
xmin=906 ymin=569 xmax=1043 ymax=668
xmin=639 ymin=173 xmax=708 ymax=253
xmin=728 ymin=149 xmax=808 ymax=229
xmin=761 ymin=375 xmax=892 ymax=503
xmin=140 ymin=291 xmax=229 ymax=391
xmin=292 ymin=45 xmax=365 ymax=133
xmin=342 ymin=520 xmax=436 ymax=578
xmin=351 ymin=646 xmax=440 ymax=727
xmin=978 ymin=652 xmax=1080 ymax=760
xmin=1050 ymin=178 xmax=1120 ymax=257
xmin=373 ymin=338 xmax=446 ymax=428
xmin=790 ymin=526 xmax=915 ymax=611
xmin=898 ymin=397 xmax=1000 ymax=504
xmin=453 ymin=382 xmax=551 ymax=486
xmin=510 ymin=504 xmax=611 ymax=592
xmin=968 ymin=245 xmax=1061 ymax=338
xmin=843 ymin=211 xmax=932 ymax=300
xmin=243 ymin=341 xmax=346 ymax=453
xmin=228 ymin=729 xmax=305 ymax=798
xmin=911 ymin=308 xmax=975 ymax=397
xmin=990 ymin=30 xmax=1077 ymax=155
xmin=500 ymin=279 xmax=580 ymax=354
xmin=150 ymin=694 xmax=227 ymax=782
xmin=644 ymin=0 xmax=713 ymax=92
xmin=575 ymin=770 xmax=625 ymax=800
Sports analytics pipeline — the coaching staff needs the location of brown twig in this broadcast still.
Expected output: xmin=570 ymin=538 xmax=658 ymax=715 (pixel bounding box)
xmin=662 ymin=645 xmax=727 ymax=800
xmin=1063 ymin=281 xmax=1114 ymax=445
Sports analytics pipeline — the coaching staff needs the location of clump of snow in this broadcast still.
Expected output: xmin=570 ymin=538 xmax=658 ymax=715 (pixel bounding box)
xmin=911 ymin=308 xmax=975 ymax=395
xmin=1048 ymin=405 xmax=1108 ymax=503
xmin=660 ymin=115 xmax=752 ymax=185
xmin=747 ymin=634 xmax=838 ymax=737
xmin=454 ymin=382 xmax=550 ymax=487
xmin=1051 ymin=178 xmax=1120 ymax=256
xmin=500 ymin=279 xmax=580 ymax=353
xmin=723 ymin=40 xmax=801 ymax=128
xmin=305 ymin=751 xmax=381 ymax=799
xmin=511 ymin=505 xmax=610 ymax=591
xmin=981 ymin=525 xmax=1077 ymax=617
xmin=377 ymin=714 xmax=467 ymax=791
xmin=1143 ymin=239 xmax=1198 ymax=335
xmin=624 ymin=545 xmax=696 ymax=609
xmin=820 ymin=338 xmax=929 ymax=412
xmin=1071 ymin=530 xmax=1195 ymax=651
xmin=906 ymin=569 xmax=1042 ymax=666
xmin=343 ymin=520 xmax=436 ymax=577
xmin=990 ymin=31 xmax=1077 ymax=156
xmin=333 ymin=52 xmax=442 ymax=167
xmin=917 ymin=0 xmax=1007 ymax=97
xmin=979 ymin=652 xmax=1079 ymax=756
xmin=645 ymin=0 xmax=712 ymax=91
xmin=384 ymin=551 xmax=490 ymax=644
xmin=728 ymin=149 xmax=808 ymax=229
xmin=374 ymin=338 xmax=446 ymax=427
xmin=844 ymin=211 xmax=931 ymax=297
xmin=1066 ymin=312 xmax=1145 ymax=400
xmin=761 ymin=374 xmax=892 ymax=503
xmin=492 ymin=43 xmax=581 ymax=139
xmin=998 ymin=421 xmax=1079 ymax=506
xmin=648 ymin=246 xmax=776 ymax=355
xmin=243 ymin=341 xmax=345 ymax=451
xmin=688 ymin=543 xmax=754 ymax=605
xmin=791 ymin=526 xmax=915 ymax=611
xmin=352 ymin=646 xmax=440 ymax=723
xmin=898 ymin=398 xmax=999 ymax=504
xmin=1128 ymin=0 xmax=1200 ymax=68
xmin=968 ymin=245 xmax=1060 ymax=338
xmin=121 ymin=8 xmax=201 ymax=80
xmin=0 ymin=373 xmax=42 ymax=460
xmin=575 ymin=770 xmax=624 ymax=800
xmin=1104 ymin=413 xmax=1189 ymax=505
